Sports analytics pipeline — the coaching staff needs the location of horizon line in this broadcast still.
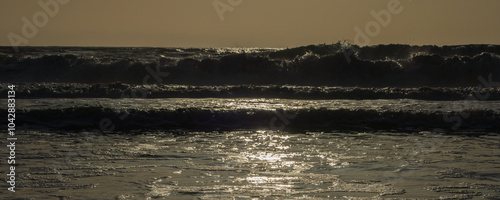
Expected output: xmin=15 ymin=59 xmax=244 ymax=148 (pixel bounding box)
xmin=1 ymin=43 xmax=500 ymax=49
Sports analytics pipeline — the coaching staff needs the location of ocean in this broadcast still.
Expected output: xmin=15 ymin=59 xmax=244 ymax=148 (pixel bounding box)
xmin=1 ymin=44 xmax=500 ymax=199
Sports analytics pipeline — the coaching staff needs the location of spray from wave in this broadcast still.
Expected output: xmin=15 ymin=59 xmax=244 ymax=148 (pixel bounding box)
xmin=1 ymin=43 xmax=499 ymax=87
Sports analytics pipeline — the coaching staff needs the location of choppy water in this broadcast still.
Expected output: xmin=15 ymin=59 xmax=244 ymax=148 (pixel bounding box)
xmin=2 ymin=44 xmax=500 ymax=86
xmin=11 ymin=98 xmax=500 ymax=132
xmin=6 ymin=130 xmax=500 ymax=199
xmin=15 ymin=98 xmax=500 ymax=112
xmin=2 ymin=44 xmax=500 ymax=199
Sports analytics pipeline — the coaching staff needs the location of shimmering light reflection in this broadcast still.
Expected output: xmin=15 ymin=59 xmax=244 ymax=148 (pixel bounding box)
xmin=17 ymin=128 xmax=500 ymax=199
xmin=244 ymin=152 xmax=288 ymax=162
xmin=242 ymin=176 xmax=298 ymax=184
xmin=227 ymin=98 xmax=284 ymax=111
xmin=131 ymin=131 xmax=498 ymax=199
xmin=232 ymin=131 xmax=308 ymax=193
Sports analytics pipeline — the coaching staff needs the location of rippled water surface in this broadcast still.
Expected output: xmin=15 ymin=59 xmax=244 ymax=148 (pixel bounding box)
xmin=17 ymin=98 xmax=500 ymax=112
xmin=5 ymin=130 xmax=500 ymax=199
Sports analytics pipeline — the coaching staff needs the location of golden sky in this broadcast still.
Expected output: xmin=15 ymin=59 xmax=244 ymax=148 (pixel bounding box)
xmin=1 ymin=0 xmax=499 ymax=48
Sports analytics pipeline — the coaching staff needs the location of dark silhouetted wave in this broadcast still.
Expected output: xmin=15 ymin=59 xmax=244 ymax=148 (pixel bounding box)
xmin=6 ymin=107 xmax=499 ymax=133
xmin=3 ymin=83 xmax=500 ymax=100
xmin=1 ymin=44 xmax=500 ymax=87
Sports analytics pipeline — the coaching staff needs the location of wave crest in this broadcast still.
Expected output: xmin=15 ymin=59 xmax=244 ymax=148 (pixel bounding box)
xmin=1 ymin=44 xmax=499 ymax=86
xmin=8 ymin=107 xmax=499 ymax=132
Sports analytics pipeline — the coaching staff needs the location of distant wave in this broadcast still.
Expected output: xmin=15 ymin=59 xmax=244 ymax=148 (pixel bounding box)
xmin=3 ymin=83 xmax=500 ymax=100
xmin=1 ymin=44 xmax=499 ymax=87
xmin=6 ymin=107 xmax=499 ymax=132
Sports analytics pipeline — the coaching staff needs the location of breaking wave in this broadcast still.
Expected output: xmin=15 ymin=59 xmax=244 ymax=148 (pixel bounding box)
xmin=1 ymin=44 xmax=500 ymax=87
xmin=6 ymin=107 xmax=500 ymax=132
xmin=3 ymin=83 xmax=500 ymax=100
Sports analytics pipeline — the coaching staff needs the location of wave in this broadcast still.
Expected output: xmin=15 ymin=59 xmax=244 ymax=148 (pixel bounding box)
xmin=3 ymin=83 xmax=500 ymax=100
xmin=5 ymin=107 xmax=499 ymax=132
xmin=1 ymin=44 xmax=500 ymax=87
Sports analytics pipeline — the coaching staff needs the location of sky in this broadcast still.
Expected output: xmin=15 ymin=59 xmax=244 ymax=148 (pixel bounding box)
xmin=1 ymin=0 xmax=499 ymax=48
